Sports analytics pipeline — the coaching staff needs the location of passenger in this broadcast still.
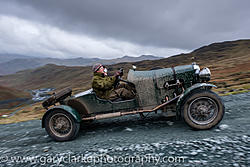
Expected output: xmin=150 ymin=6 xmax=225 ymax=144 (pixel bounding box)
xmin=91 ymin=63 xmax=135 ymax=101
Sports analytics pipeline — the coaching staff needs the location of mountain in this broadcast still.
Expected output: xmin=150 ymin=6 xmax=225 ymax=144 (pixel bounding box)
xmin=0 ymin=39 xmax=249 ymax=95
xmin=103 ymin=55 xmax=162 ymax=64
xmin=0 ymin=59 xmax=42 ymax=75
xmin=0 ymin=53 xmax=33 ymax=63
xmin=0 ymin=55 xmax=162 ymax=75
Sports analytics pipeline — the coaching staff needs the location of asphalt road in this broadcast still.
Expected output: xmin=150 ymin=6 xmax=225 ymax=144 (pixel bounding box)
xmin=0 ymin=92 xmax=249 ymax=167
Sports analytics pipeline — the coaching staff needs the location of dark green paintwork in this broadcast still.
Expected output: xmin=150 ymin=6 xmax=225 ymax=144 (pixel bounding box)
xmin=176 ymin=83 xmax=217 ymax=113
xmin=42 ymin=105 xmax=81 ymax=128
xmin=72 ymin=93 xmax=139 ymax=114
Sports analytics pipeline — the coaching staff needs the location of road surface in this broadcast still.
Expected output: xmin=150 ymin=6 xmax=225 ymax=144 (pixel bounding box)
xmin=0 ymin=92 xmax=249 ymax=166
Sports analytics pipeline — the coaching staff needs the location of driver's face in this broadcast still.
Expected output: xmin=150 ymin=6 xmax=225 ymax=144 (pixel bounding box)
xmin=97 ymin=66 xmax=105 ymax=73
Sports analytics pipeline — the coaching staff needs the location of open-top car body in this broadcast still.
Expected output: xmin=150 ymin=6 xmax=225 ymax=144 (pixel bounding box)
xmin=42 ymin=63 xmax=225 ymax=141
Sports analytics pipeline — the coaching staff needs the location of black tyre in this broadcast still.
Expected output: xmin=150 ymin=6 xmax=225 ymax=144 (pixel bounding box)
xmin=182 ymin=89 xmax=225 ymax=130
xmin=44 ymin=109 xmax=80 ymax=141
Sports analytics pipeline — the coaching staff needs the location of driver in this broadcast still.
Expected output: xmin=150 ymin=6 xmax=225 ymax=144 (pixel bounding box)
xmin=92 ymin=63 xmax=135 ymax=101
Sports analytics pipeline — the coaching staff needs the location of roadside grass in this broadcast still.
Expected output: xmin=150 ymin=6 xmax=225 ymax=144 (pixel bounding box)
xmin=0 ymin=102 xmax=45 ymax=124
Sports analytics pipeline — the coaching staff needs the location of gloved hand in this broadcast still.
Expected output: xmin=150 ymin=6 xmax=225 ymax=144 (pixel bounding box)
xmin=114 ymin=71 xmax=121 ymax=77
xmin=114 ymin=68 xmax=123 ymax=77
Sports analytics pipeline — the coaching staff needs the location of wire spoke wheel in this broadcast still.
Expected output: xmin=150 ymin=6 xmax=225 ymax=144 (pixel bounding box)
xmin=49 ymin=113 xmax=73 ymax=138
xmin=45 ymin=109 xmax=80 ymax=141
xmin=188 ymin=97 xmax=218 ymax=125
xmin=182 ymin=90 xmax=225 ymax=130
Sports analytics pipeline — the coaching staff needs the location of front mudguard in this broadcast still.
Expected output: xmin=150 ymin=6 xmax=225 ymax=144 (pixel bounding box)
xmin=176 ymin=83 xmax=217 ymax=118
xmin=42 ymin=105 xmax=81 ymax=128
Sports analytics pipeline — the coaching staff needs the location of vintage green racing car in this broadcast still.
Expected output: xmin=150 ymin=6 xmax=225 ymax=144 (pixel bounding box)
xmin=42 ymin=63 xmax=225 ymax=141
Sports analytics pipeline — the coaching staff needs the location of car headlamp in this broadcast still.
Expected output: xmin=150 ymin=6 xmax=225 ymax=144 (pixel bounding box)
xmin=199 ymin=67 xmax=211 ymax=82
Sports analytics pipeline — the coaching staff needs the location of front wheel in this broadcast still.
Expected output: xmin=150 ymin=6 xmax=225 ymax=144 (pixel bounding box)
xmin=44 ymin=109 xmax=80 ymax=141
xmin=182 ymin=90 xmax=225 ymax=130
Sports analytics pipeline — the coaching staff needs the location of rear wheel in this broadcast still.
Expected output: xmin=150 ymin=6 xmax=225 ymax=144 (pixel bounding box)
xmin=182 ymin=90 xmax=224 ymax=130
xmin=44 ymin=109 xmax=80 ymax=141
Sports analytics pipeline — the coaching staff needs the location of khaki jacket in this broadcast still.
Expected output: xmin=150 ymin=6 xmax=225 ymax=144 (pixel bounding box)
xmin=92 ymin=72 xmax=117 ymax=99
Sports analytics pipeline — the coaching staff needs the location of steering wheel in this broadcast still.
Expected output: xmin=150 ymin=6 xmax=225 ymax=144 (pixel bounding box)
xmin=113 ymin=68 xmax=136 ymax=92
xmin=113 ymin=68 xmax=123 ymax=88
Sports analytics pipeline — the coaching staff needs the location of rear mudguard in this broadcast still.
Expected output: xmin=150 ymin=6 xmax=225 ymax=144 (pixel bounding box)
xmin=42 ymin=105 xmax=81 ymax=128
xmin=176 ymin=83 xmax=217 ymax=117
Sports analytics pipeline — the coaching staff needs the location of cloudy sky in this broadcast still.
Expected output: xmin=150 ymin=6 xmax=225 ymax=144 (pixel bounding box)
xmin=0 ymin=0 xmax=249 ymax=59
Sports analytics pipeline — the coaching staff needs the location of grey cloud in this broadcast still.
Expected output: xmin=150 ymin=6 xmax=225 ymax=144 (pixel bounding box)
xmin=0 ymin=0 xmax=250 ymax=55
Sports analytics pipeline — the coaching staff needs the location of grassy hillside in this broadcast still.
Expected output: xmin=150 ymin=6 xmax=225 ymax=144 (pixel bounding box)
xmin=0 ymin=85 xmax=31 ymax=110
xmin=0 ymin=64 xmax=93 ymax=94
xmin=0 ymin=85 xmax=31 ymax=101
